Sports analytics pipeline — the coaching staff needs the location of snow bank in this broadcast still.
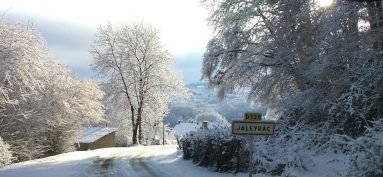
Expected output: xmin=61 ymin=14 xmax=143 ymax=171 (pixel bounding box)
xmin=0 ymin=148 xmax=127 ymax=177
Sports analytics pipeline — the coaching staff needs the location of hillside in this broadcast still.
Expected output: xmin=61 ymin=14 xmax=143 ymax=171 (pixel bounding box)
xmin=164 ymin=82 xmax=266 ymax=127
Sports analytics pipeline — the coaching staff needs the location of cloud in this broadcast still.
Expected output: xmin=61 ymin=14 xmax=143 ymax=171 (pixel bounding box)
xmin=31 ymin=17 xmax=101 ymax=80
xmin=3 ymin=12 xmax=96 ymax=79
xmin=1 ymin=0 xmax=213 ymax=56
xmin=175 ymin=52 xmax=204 ymax=84
xmin=37 ymin=21 xmax=95 ymax=51
xmin=48 ymin=46 xmax=94 ymax=76
xmin=3 ymin=12 xmax=96 ymax=48
xmin=2 ymin=8 xmax=210 ymax=83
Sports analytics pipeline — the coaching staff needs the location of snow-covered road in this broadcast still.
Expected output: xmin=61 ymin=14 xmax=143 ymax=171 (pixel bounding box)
xmin=0 ymin=145 xmax=256 ymax=177
xmin=87 ymin=151 xmax=174 ymax=177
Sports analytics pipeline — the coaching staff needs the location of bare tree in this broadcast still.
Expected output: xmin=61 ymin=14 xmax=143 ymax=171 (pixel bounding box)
xmin=90 ymin=22 xmax=188 ymax=145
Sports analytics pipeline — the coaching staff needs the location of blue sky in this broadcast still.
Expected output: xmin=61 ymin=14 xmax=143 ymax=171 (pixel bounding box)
xmin=1 ymin=0 xmax=212 ymax=84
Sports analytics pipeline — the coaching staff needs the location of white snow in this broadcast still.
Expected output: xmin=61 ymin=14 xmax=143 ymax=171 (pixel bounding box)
xmin=0 ymin=148 xmax=118 ymax=177
xmin=282 ymin=153 xmax=349 ymax=177
xmin=79 ymin=127 xmax=118 ymax=143
xmin=172 ymin=123 xmax=199 ymax=137
xmin=0 ymin=146 xmax=265 ymax=177
xmin=171 ymin=122 xmax=225 ymax=137
xmin=0 ymin=145 xmax=349 ymax=177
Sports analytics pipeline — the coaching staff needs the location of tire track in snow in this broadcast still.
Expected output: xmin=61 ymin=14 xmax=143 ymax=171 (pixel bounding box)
xmin=87 ymin=156 xmax=117 ymax=177
xmin=87 ymin=149 xmax=172 ymax=177
xmin=128 ymin=154 xmax=170 ymax=177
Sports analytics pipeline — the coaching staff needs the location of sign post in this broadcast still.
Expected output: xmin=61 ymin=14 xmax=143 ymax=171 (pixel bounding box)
xmin=232 ymin=113 xmax=276 ymax=177
xmin=248 ymin=136 xmax=253 ymax=177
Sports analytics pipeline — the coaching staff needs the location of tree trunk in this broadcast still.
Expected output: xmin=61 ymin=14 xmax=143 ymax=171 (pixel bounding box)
xmin=130 ymin=105 xmax=138 ymax=145
xmin=132 ymin=124 xmax=138 ymax=145
xmin=137 ymin=106 xmax=143 ymax=144
xmin=367 ymin=0 xmax=383 ymax=49
xmin=132 ymin=129 xmax=137 ymax=145
xmin=377 ymin=1 xmax=383 ymax=49
xmin=138 ymin=122 xmax=143 ymax=144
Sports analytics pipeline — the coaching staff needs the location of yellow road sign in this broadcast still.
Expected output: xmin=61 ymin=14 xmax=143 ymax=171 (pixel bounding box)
xmin=244 ymin=112 xmax=262 ymax=121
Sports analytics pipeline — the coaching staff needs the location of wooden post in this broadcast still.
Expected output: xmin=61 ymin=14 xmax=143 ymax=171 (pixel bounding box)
xmin=176 ymin=136 xmax=182 ymax=149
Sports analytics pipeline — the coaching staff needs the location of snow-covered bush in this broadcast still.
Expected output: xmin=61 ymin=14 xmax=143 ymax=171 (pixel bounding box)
xmin=0 ymin=137 xmax=12 ymax=167
xmin=182 ymin=128 xmax=248 ymax=173
xmin=328 ymin=60 xmax=383 ymax=138
xmin=181 ymin=121 xmax=320 ymax=175
xmin=348 ymin=118 xmax=383 ymax=177
xmin=249 ymin=120 xmax=320 ymax=176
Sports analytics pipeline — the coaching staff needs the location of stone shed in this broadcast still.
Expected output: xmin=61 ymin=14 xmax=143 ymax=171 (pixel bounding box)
xmin=76 ymin=127 xmax=118 ymax=151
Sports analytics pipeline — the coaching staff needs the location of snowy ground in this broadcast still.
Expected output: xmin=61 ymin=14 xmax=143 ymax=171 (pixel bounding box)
xmin=0 ymin=145 xmax=349 ymax=177
xmin=0 ymin=145 xmax=267 ymax=177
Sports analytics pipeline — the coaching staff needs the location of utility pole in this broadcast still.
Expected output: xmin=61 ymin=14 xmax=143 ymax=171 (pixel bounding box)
xmin=162 ymin=122 xmax=165 ymax=145
xmin=162 ymin=111 xmax=166 ymax=145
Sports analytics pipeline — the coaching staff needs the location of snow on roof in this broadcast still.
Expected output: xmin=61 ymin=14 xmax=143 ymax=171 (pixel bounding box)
xmin=79 ymin=127 xmax=118 ymax=143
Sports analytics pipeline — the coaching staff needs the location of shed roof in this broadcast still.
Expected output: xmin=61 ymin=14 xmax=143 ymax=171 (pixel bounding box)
xmin=79 ymin=127 xmax=118 ymax=143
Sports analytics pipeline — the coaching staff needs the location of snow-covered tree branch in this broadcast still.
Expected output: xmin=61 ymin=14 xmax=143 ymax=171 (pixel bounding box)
xmin=0 ymin=20 xmax=105 ymax=162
